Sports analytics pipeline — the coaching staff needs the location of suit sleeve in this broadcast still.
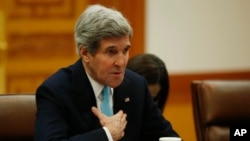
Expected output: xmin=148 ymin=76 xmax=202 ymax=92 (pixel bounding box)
xmin=34 ymin=85 xmax=109 ymax=141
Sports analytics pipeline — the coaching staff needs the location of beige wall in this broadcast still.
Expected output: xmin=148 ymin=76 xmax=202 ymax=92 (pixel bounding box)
xmin=146 ymin=1 xmax=250 ymax=141
xmin=146 ymin=0 xmax=250 ymax=74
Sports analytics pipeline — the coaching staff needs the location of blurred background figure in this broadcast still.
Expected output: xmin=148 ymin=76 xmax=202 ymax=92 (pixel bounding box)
xmin=127 ymin=53 xmax=169 ymax=111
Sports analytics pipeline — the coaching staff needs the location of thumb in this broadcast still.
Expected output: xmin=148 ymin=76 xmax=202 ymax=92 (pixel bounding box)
xmin=91 ymin=106 xmax=105 ymax=119
xmin=114 ymin=110 xmax=124 ymax=117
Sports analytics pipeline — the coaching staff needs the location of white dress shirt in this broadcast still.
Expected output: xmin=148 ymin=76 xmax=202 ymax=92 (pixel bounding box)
xmin=85 ymin=72 xmax=114 ymax=141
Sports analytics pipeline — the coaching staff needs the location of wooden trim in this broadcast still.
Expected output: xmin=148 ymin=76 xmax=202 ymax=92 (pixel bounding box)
xmin=169 ymin=71 xmax=250 ymax=96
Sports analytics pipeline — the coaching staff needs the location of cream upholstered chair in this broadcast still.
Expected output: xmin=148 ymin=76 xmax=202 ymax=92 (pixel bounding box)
xmin=191 ymin=80 xmax=250 ymax=141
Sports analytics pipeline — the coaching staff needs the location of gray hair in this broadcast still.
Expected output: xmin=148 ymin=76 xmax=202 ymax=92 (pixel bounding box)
xmin=74 ymin=4 xmax=133 ymax=55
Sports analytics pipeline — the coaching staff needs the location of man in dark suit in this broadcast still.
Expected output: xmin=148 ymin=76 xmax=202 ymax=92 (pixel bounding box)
xmin=35 ymin=4 xmax=179 ymax=141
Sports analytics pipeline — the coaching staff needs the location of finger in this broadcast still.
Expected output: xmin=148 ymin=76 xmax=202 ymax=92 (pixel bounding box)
xmin=120 ymin=114 xmax=127 ymax=130
xmin=114 ymin=110 xmax=123 ymax=118
xmin=121 ymin=113 xmax=127 ymax=122
xmin=121 ymin=120 xmax=127 ymax=131
xmin=91 ymin=106 xmax=105 ymax=120
xmin=122 ymin=131 xmax=125 ymax=137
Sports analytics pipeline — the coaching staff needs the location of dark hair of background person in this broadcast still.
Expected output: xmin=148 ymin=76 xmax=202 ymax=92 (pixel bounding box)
xmin=127 ymin=53 xmax=169 ymax=111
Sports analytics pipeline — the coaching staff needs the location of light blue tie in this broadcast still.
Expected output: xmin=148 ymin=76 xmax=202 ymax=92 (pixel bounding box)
xmin=101 ymin=86 xmax=113 ymax=116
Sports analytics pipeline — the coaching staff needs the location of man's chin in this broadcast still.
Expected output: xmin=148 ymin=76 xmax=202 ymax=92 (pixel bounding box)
xmin=108 ymin=78 xmax=124 ymax=88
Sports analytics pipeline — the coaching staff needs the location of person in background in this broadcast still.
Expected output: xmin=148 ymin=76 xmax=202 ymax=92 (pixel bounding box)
xmin=127 ymin=54 xmax=169 ymax=111
xmin=35 ymin=4 xmax=179 ymax=141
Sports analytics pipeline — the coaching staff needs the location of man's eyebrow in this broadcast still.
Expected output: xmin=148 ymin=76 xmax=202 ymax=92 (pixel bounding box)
xmin=105 ymin=46 xmax=116 ymax=50
xmin=105 ymin=45 xmax=131 ymax=49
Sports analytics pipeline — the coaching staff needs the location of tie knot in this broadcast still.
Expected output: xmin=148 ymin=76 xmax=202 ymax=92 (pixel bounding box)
xmin=102 ymin=86 xmax=110 ymax=96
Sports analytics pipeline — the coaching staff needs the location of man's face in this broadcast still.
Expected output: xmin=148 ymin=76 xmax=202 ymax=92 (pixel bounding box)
xmin=80 ymin=36 xmax=131 ymax=88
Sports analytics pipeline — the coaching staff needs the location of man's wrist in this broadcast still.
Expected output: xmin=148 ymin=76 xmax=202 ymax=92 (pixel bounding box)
xmin=103 ymin=126 xmax=113 ymax=141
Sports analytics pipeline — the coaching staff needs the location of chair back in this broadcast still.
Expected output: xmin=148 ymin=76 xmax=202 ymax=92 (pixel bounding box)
xmin=191 ymin=80 xmax=250 ymax=141
xmin=0 ymin=94 xmax=36 ymax=141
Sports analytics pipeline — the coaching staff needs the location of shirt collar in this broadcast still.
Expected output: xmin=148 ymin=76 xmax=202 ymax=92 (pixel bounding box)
xmin=85 ymin=71 xmax=113 ymax=98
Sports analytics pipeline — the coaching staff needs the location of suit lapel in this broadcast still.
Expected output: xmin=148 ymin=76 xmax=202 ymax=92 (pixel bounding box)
xmin=113 ymin=75 xmax=130 ymax=114
xmin=71 ymin=59 xmax=100 ymax=128
xmin=71 ymin=59 xmax=96 ymax=107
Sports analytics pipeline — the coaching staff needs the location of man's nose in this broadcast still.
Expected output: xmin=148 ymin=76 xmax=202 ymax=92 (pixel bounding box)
xmin=115 ymin=55 xmax=127 ymax=66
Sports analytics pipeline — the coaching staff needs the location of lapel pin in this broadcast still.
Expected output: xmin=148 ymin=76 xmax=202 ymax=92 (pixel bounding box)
xmin=125 ymin=97 xmax=130 ymax=102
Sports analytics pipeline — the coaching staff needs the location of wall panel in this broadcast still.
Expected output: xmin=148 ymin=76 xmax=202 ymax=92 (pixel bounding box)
xmin=4 ymin=0 xmax=144 ymax=93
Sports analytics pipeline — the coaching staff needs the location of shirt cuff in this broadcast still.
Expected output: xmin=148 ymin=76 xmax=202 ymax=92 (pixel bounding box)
xmin=103 ymin=127 xmax=113 ymax=141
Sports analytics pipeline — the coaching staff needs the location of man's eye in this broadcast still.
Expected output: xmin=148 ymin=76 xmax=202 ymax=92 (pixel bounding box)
xmin=107 ymin=49 xmax=117 ymax=55
xmin=123 ymin=47 xmax=130 ymax=54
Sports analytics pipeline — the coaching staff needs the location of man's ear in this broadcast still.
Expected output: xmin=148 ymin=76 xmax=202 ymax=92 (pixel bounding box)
xmin=79 ymin=46 xmax=90 ymax=62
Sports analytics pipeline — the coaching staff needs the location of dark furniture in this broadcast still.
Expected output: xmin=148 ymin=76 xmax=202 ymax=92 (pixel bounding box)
xmin=0 ymin=94 xmax=35 ymax=141
xmin=191 ymin=80 xmax=250 ymax=141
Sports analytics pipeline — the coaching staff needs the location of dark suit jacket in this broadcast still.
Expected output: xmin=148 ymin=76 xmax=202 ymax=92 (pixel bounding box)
xmin=35 ymin=59 xmax=179 ymax=141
